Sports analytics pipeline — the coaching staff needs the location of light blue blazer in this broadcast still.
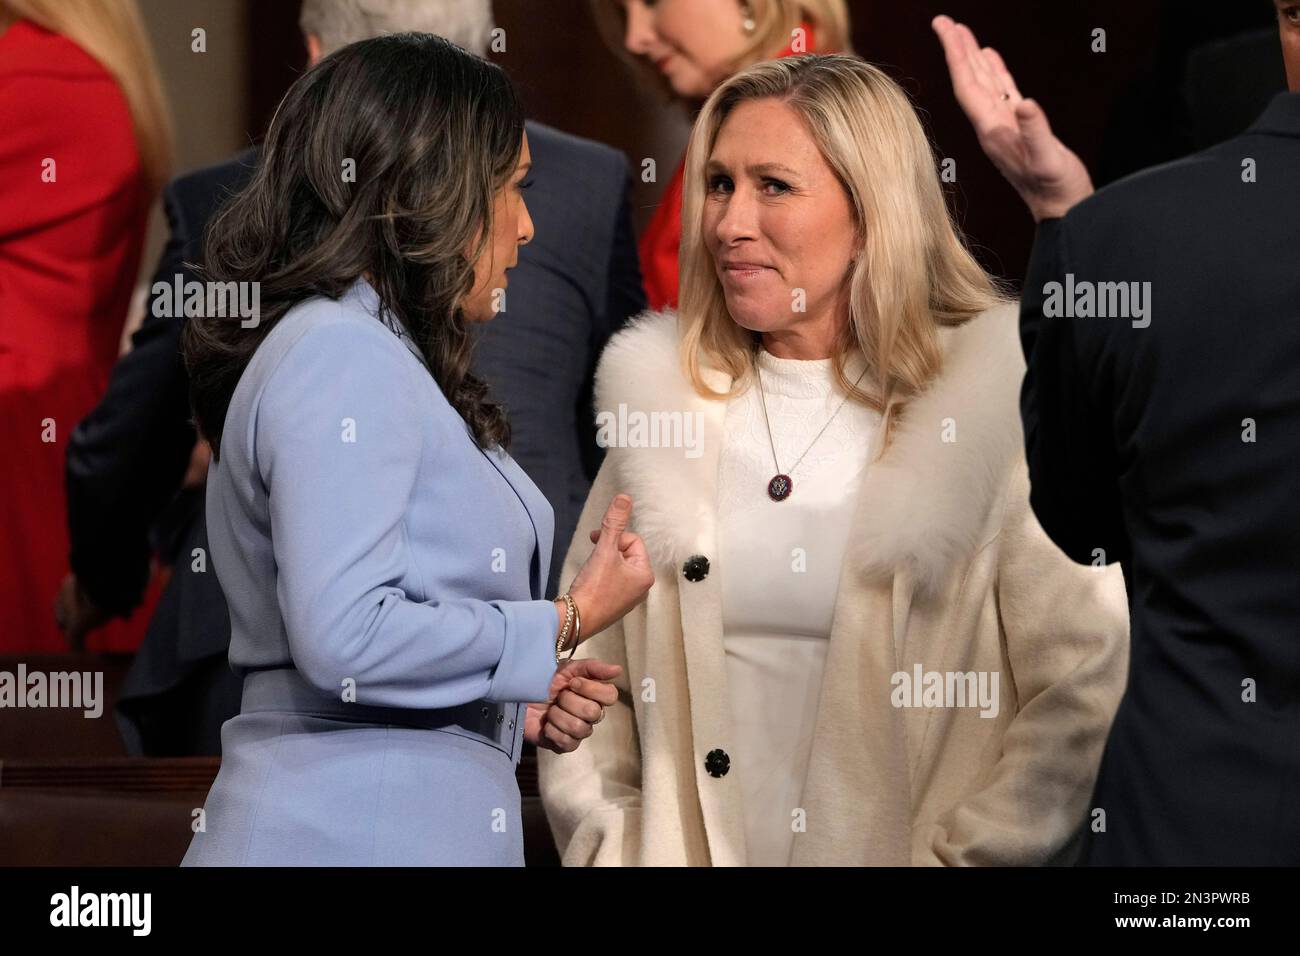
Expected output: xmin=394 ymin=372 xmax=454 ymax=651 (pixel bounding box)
xmin=182 ymin=279 xmax=561 ymax=866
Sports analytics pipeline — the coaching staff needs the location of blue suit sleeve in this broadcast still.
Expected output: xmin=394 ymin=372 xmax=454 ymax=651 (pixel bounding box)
xmin=256 ymin=318 xmax=559 ymax=707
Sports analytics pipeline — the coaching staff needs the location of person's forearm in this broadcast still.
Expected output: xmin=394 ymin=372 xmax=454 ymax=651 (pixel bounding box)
xmin=1027 ymin=185 xmax=1094 ymax=223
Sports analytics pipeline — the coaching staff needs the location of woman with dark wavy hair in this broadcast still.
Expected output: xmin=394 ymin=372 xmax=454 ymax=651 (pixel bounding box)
xmin=180 ymin=32 xmax=652 ymax=866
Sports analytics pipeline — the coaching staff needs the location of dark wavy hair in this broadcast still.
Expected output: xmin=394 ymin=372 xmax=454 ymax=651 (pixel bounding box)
xmin=183 ymin=32 xmax=523 ymax=459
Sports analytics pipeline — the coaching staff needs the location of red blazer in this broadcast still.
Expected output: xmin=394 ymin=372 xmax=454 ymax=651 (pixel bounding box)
xmin=638 ymin=25 xmax=818 ymax=311
xmin=0 ymin=19 xmax=158 ymax=653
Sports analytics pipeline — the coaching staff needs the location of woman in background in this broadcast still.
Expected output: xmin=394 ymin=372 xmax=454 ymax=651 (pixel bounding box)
xmin=0 ymin=0 xmax=172 ymax=653
xmin=589 ymin=0 xmax=851 ymax=309
xmin=539 ymin=54 xmax=1128 ymax=866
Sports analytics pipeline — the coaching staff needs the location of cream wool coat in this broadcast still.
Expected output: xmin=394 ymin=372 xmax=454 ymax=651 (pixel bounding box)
xmin=537 ymin=303 xmax=1129 ymax=866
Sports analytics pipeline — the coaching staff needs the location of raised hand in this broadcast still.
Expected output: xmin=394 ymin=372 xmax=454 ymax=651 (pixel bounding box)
xmin=932 ymin=14 xmax=1094 ymax=221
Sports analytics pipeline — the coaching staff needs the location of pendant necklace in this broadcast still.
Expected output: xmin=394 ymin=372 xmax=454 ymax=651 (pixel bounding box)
xmin=755 ymin=352 xmax=869 ymax=502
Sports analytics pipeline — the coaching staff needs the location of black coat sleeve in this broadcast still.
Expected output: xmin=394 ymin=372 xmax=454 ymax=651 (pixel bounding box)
xmin=65 ymin=183 xmax=201 ymax=616
xmin=1019 ymin=217 xmax=1130 ymax=567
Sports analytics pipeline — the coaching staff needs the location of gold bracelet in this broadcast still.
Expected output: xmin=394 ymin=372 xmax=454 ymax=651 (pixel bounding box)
xmin=566 ymin=593 xmax=582 ymax=661
xmin=555 ymin=592 xmax=576 ymax=662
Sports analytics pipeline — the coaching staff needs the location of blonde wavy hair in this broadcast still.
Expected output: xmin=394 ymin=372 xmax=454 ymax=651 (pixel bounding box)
xmin=679 ymin=54 xmax=1008 ymax=446
xmin=3 ymin=0 xmax=173 ymax=192
xmin=589 ymin=0 xmax=853 ymax=100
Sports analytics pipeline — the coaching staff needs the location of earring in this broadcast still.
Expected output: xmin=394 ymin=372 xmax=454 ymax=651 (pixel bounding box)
xmin=740 ymin=2 xmax=757 ymax=34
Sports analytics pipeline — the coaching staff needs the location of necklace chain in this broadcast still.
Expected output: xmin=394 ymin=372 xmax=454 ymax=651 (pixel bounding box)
xmin=755 ymin=352 xmax=869 ymax=481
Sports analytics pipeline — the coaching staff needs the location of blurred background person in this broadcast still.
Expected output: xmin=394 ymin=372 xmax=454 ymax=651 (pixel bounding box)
xmin=933 ymin=8 xmax=1300 ymax=863
xmin=0 ymin=0 xmax=172 ymax=655
xmin=589 ymin=0 xmax=852 ymax=310
xmin=539 ymin=54 xmax=1128 ymax=866
xmin=60 ymin=0 xmax=643 ymax=757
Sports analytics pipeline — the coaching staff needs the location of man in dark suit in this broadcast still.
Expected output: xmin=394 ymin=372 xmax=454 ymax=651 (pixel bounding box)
xmin=934 ymin=8 xmax=1300 ymax=864
xmin=61 ymin=0 xmax=644 ymax=756
xmin=62 ymin=151 xmax=256 ymax=754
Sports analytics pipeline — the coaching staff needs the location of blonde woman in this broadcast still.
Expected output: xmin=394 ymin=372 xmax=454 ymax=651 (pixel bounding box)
xmin=539 ymin=54 xmax=1130 ymax=866
xmin=0 ymin=0 xmax=172 ymax=654
xmin=589 ymin=0 xmax=852 ymax=309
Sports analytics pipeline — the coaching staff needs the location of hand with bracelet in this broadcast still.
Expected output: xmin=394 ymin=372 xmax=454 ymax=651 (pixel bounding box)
xmin=525 ymin=493 xmax=654 ymax=754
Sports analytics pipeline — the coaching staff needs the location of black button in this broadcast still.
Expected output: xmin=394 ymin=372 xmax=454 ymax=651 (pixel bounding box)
xmin=704 ymin=749 xmax=730 ymax=778
xmin=682 ymin=555 xmax=710 ymax=582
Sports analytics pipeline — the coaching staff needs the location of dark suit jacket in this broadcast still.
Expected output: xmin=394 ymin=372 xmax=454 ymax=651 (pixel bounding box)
xmin=66 ymin=149 xmax=256 ymax=755
xmin=473 ymin=121 xmax=645 ymax=595
xmin=66 ymin=122 xmax=643 ymax=755
xmin=1020 ymin=93 xmax=1300 ymax=865
xmin=1183 ymin=28 xmax=1288 ymax=152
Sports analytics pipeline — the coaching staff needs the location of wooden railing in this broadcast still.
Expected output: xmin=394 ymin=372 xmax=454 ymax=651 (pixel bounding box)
xmin=0 ymin=756 xmax=219 ymax=791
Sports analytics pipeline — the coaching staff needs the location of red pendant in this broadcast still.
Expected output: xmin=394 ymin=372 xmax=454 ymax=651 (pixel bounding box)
xmin=767 ymin=474 xmax=793 ymax=501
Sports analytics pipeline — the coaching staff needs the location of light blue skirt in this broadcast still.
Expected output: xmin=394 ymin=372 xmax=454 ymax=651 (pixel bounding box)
xmin=182 ymin=668 xmax=528 ymax=866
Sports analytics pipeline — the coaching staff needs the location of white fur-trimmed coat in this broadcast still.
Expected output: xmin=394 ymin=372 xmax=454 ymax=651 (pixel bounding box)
xmin=537 ymin=304 xmax=1129 ymax=866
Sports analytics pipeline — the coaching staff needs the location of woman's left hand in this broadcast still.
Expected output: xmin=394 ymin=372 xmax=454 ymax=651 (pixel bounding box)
xmin=524 ymin=659 xmax=624 ymax=753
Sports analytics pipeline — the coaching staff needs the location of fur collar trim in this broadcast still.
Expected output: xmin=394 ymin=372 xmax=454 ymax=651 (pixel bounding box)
xmin=592 ymin=302 xmax=1024 ymax=593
